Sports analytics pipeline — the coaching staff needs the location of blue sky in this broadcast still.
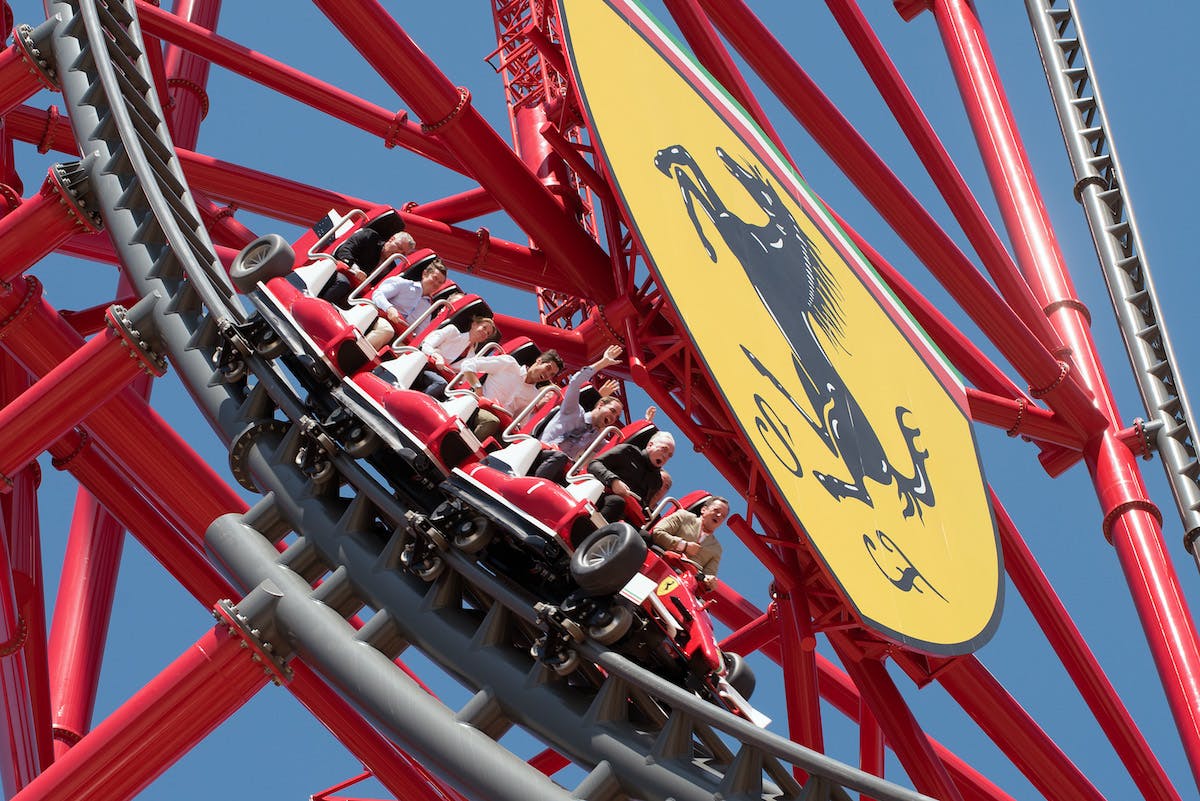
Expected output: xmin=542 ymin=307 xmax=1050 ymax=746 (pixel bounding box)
xmin=10 ymin=1 xmax=1200 ymax=799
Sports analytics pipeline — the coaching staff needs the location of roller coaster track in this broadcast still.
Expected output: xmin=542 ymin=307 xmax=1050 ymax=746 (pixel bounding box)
xmin=42 ymin=1 xmax=935 ymax=799
xmin=1027 ymin=0 xmax=1200 ymax=563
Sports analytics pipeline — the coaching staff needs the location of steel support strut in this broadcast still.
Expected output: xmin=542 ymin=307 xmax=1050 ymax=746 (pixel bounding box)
xmin=923 ymin=0 xmax=1200 ymax=786
xmin=10 ymin=622 xmax=267 ymax=801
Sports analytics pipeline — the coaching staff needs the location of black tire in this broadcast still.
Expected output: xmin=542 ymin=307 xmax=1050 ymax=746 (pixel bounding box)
xmin=230 ymin=234 xmax=296 ymax=293
xmin=723 ymin=651 xmax=756 ymax=700
xmin=588 ymin=603 xmax=634 ymax=645
xmin=570 ymin=522 xmax=647 ymax=596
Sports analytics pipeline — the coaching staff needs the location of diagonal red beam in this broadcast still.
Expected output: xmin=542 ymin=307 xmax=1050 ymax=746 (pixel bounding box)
xmin=0 ymin=166 xmax=103 ymax=283
xmin=829 ymin=634 xmax=964 ymax=801
xmin=132 ymin=0 xmax=461 ymax=173
xmin=991 ymin=491 xmax=1181 ymax=801
xmin=937 ymin=656 xmax=1104 ymax=801
xmin=825 ymin=0 xmax=1063 ymax=358
xmin=45 ymin=431 xmax=464 ymax=801
xmin=0 ymin=300 xmax=165 ymax=484
xmin=11 ymin=624 xmax=267 ymax=801
xmin=310 ymin=0 xmax=613 ymax=301
xmin=0 ymin=277 xmax=241 ymax=541
xmin=711 ymin=583 xmax=1018 ymax=801
xmin=691 ymin=0 xmax=1107 ymax=439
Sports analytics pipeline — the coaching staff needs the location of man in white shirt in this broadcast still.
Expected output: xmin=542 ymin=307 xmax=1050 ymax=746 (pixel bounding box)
xmin=365 ymin=257 xmax=448 ymax=349
xmin=416 ymin=316 xmax=500 ymax=397
xmin=459 ymin=349 xmax=564 ymax=441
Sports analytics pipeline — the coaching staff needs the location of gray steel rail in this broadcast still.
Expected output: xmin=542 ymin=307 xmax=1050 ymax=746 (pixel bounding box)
xmin=42 ymin=1 xmax=934 ymax=799
xmin=1027 ymin=0 xmax=1200 ymax=561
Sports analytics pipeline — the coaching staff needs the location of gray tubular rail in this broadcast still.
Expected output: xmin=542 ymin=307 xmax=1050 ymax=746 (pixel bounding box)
xmin=1027 ymin=0 xmax=1200 ymax=558
xmin=43 ymin=1 xmax=934 ymax=800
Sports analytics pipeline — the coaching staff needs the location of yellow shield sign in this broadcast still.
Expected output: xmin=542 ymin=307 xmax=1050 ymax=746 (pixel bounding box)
xmin=560 ymin=0 xmax=1002 ymax=654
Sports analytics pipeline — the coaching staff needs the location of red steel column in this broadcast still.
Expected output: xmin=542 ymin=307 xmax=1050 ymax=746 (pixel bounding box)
xmin=0 ymin=357 xmax=51 ymax=772
xmin=11 ymin=625 xmax=266 ymax=801
xmin=161 ymin=0 xmax=220 ymax=151
xmin=0 ymin=494 xmax=38 ymax=795
xmin=925 ymin=0 xmax=1200 ymax=785
xmin=45 ymin=491 xmax=126 ymax=759
xmin=0 ymin=300 xmax=166 ymax=484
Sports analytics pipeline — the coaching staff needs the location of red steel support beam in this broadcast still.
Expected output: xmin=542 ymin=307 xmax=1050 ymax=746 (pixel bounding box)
xmin=860 ymin=700 xmax=885 ymax=795
xmin=11 ymin=625 xmax=266 ymax=801
xmin=311 ymin=0 xmax=615 ymax=301
xmin=46 ymin=490 xmax=127 ymax=759
xmin=0 ymin=484 xmax=39 ymax=795
xmin=925 ymin=0 xmax=1200 ymax=786
xmin=160 ymin=0 xmax=220 ymax=152
xmin=132 ymin=0 xmax=460 ymax=173
xmin=992 ymin=492 xmax=1181 ymax=801
xmin=41 ymin=435 xmax=462 ymax=801
xmin=691 ymin=0 xmax=1107 ymax=439
xmin=0 ymin=302 xmax=165 ymax=485
xmin=937 ymin=657 xmax=1104 ymax=801
xmin=0 ymin=22 xmax=56 ymax=116
xmin=826 ymin=0 xmax=1061 ymax=350
xmin=829 ymin=636 xmax=964 ymax=801
xmin=0 ymin=278 xmax=243 ymax=540
xmin=0 ymin=357 xmax=50 ymax=774
xmin=0 ymin=166 xmax=102 ymax=283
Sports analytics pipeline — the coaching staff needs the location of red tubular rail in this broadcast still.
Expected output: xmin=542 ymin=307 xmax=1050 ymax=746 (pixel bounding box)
xmin=923 ymin=0 xmax=1200 ymax=787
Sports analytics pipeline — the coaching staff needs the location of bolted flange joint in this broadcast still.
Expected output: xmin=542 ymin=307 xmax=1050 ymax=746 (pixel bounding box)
xmin=46 ymin=158 xmax=104 ymax=233
xmin=104 ymin=292 xmax=168 ymax=377
xmin=212 ymin=583 xmax=293 ymax=687
xmin=14 ymin=18 xmax=60 ymax=90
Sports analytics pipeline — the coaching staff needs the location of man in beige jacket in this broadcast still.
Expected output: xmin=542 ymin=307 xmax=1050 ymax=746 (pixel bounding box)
xmin=650 ymin=496 xmax=729 ymax=590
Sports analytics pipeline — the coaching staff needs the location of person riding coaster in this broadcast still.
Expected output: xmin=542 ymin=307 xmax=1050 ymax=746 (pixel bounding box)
xmin=426 ymin=416 xmax=768 ymax=725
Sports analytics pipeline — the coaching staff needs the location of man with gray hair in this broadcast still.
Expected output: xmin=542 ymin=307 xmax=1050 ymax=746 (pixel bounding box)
xmin=586 ymin=430 xmax=676 ymax=523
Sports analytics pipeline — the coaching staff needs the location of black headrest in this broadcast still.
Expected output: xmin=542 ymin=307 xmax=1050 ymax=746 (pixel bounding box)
xmin=504 ymin=337 xmax=541 ymax=367
xmin=364 ymin=209 xmax=406 ymax=239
